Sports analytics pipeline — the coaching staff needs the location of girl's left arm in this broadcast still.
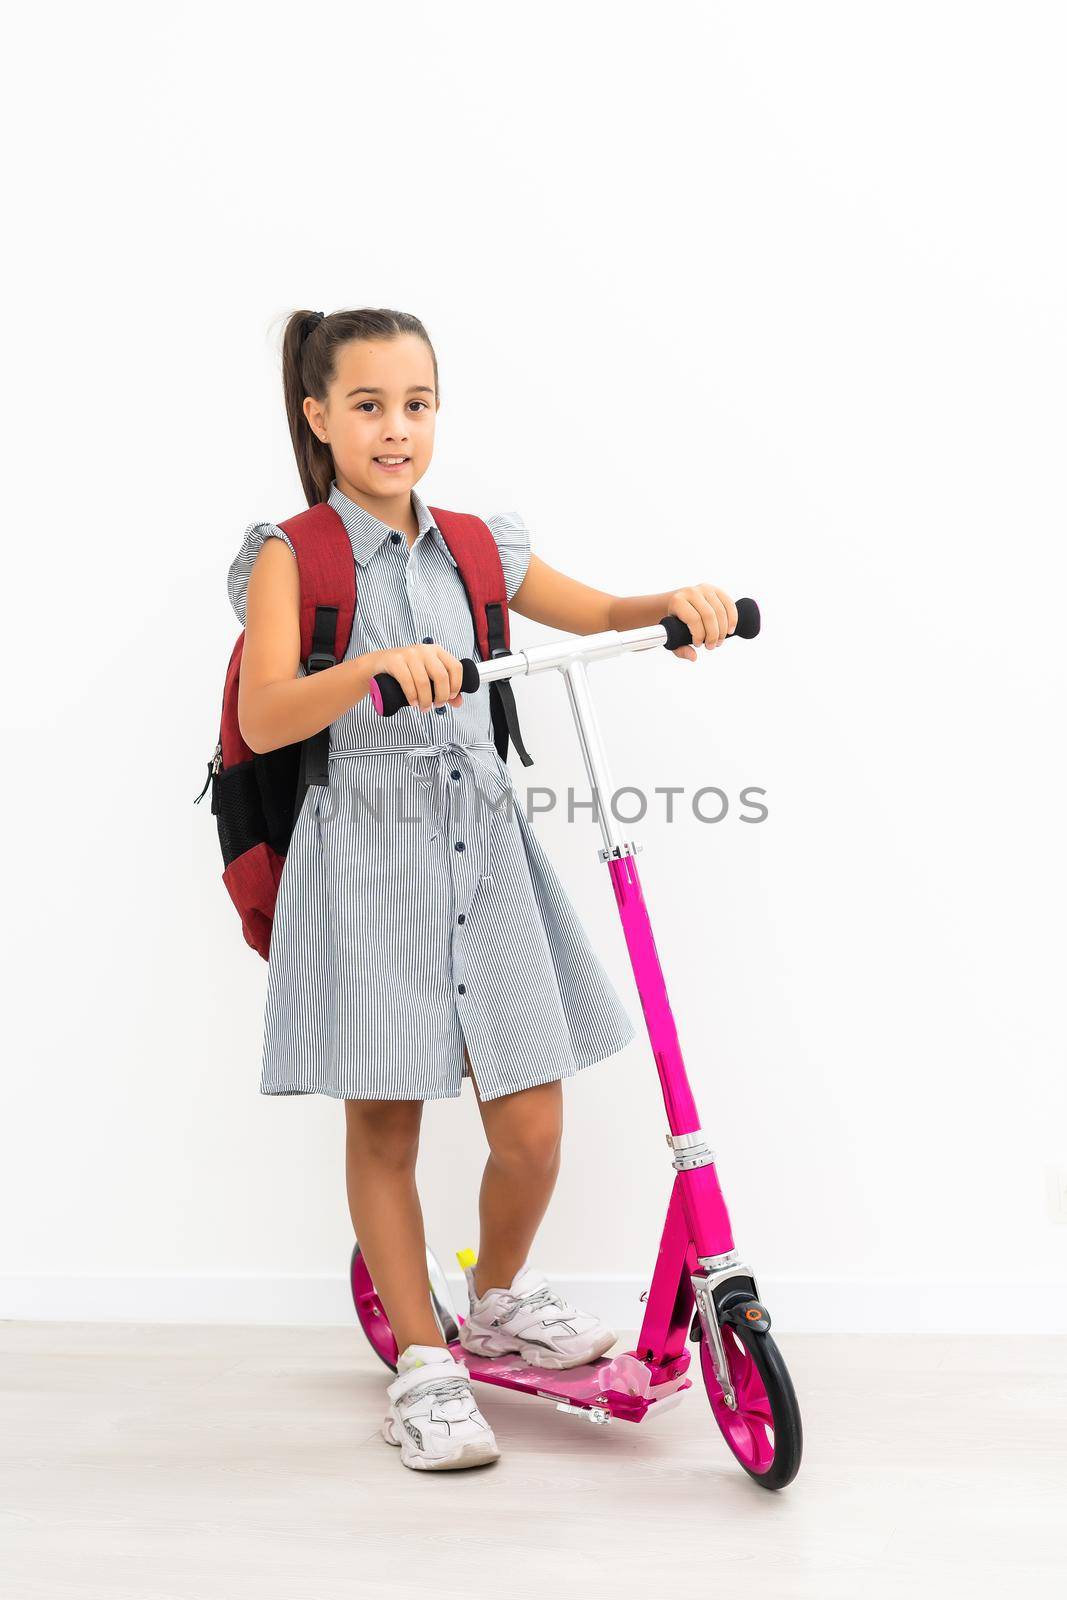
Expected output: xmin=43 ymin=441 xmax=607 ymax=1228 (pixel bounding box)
xmin=510 ymin=555 xmax=739 ymax=662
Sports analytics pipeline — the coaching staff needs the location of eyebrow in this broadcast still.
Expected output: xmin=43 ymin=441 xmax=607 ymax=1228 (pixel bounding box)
xmin=345 ymin=385 xmax=436 ymax=398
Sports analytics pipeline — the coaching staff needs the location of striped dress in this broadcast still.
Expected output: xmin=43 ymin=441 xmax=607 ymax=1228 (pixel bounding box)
xmin=226 ymin=478 xmax=637 ymax=1102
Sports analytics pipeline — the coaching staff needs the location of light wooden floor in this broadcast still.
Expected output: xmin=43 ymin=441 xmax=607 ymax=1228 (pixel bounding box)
xmin=2 ymin=1322 xmax=1064 ymax=1598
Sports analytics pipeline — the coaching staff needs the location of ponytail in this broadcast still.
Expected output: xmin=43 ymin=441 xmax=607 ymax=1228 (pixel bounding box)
xmin=278 ymin=307 xmax=440 ymax=507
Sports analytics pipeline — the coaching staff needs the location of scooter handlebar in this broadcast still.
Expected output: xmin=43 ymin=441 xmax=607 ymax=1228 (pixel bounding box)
xmin=368 ymin=655 xmax=482 ymax=718
xmin=367 ymin=597 xmax=760 ymax=717
xmin=659 ymin=595 xmax=761 ymax=652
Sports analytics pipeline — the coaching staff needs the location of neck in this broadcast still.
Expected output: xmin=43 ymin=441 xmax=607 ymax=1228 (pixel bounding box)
xmin=334 ymin=473 xmax=418 ymax=538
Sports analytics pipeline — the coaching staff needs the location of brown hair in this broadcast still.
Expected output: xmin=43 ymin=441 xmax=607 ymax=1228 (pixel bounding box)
xmin=279 ymin=308 xmax=440 ymax=507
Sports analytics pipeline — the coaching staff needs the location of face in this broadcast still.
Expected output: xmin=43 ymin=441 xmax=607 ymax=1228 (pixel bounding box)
xmin=303 ymin=333 xmax=438 ymax=510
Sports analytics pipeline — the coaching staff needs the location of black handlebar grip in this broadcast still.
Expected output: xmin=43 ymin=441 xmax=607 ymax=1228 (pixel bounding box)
xmin=369 ymin=656 xmax=482 ymax=717
xmin=660 ymin=596 xmax=760 ymax=651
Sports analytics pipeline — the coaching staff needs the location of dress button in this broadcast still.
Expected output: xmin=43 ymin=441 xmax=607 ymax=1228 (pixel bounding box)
xmin=457 ymin=984 xmax=466 ymax=995
xmin=457 ymin=914 xmax=465 ymax=925
xmin=454 ymin=840 xmax=465 ymax=851
xmin=434 ymin=705 xmax=446 ymax=715
xmin=450 ymin=770 xmax=460 ymax=780
xmin=390 ymin=531 xmax=402 ymax=543
xmin=423 ymin=636 xmax=433 ymax=644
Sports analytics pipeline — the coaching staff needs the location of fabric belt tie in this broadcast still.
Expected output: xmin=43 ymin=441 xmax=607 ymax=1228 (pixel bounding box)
xmin=328 ymin=739 xmax=514 ymax=891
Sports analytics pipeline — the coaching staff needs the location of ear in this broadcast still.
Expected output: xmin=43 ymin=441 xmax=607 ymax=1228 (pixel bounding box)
xmin=303 ymin=394 xmax=326 ymax=442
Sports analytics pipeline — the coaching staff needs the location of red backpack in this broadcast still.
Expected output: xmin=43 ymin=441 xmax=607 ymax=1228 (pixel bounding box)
xmin=195 ymin=503 xmax=533 ymax=960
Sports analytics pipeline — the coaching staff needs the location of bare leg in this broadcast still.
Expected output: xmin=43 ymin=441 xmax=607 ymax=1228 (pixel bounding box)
xmin=344 ymin=1098 xmax=443 ymax=1351
xmin=466 ymin=1050 xmax=563 ymax=1299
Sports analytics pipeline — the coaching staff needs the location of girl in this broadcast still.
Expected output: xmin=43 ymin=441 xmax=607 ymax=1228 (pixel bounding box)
xmin=228 ymin=307 xmax=738 ymax=1472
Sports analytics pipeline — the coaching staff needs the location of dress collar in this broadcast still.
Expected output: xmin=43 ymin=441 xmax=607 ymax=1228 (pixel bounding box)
xmin=326 ymin=479 xmax=457 ymax=569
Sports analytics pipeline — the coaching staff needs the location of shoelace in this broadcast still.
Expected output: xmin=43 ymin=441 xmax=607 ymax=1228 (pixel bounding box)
xmin=400 ymin=1373 xmax=474 ymax=1409
xmin=496 ymin=1286 xmax=568 ymax=1325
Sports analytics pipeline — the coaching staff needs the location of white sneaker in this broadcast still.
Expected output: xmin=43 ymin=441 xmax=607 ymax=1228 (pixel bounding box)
xmin=381 ymin=1345 xmax=500 ymax=1471
xmin=458 ymin=1262 xmax=617 ymax=1370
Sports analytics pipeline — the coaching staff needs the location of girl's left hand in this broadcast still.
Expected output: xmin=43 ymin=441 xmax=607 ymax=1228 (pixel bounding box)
xmin=666 ymin=585 xmax=739 ymax=660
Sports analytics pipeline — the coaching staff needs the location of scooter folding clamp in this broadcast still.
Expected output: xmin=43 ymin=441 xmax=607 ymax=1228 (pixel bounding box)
xmin=665 ymin=1129 xmax=716 ymax=1170
xmin=597 ymin=840 xmax=644 ymax=862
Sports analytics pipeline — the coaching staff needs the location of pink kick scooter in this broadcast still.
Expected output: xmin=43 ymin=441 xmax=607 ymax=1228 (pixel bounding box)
xmin=350 ymin=599 xmax=803 ymax=1489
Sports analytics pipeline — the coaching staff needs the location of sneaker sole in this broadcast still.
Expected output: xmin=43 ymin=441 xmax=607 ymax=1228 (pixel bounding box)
xmin=381 ymin=1416 xmax=500 ymax=1471
xmin=458 ymin=1327 xmax=618 ymax=1370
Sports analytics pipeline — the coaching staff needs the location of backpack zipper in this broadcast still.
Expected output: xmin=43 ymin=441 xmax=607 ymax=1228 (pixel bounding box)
xmin=193 ymin=739 xmax=222 ymax=805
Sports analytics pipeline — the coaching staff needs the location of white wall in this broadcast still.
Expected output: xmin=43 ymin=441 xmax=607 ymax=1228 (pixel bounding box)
xmin=3 ymin=1 xmax=1064 ymax=1332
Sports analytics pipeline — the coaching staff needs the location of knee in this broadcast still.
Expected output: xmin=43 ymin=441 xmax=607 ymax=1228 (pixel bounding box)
xmin=345 ymin=1100 xmax=422 ymax=1172
xmin=487 ymin=1110 xmax=562 ymax=1175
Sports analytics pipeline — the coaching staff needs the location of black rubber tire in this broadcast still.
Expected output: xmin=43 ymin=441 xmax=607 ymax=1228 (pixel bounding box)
xmin=699 ymin=1316 xmax=804 ymax=1490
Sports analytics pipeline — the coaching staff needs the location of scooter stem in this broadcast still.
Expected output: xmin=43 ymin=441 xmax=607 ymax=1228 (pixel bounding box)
xmin=563 ymin=657 xmax=699 ymax=1137
xmin=562 ymin=658 xmax=736 ymax=1263
xmin=562 ymin=657 xmax=737 ymax=1266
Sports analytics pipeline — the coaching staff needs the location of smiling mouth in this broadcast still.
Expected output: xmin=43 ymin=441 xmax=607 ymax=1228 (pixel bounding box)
xmin=374 ymin=456 xmax=410 ymax=465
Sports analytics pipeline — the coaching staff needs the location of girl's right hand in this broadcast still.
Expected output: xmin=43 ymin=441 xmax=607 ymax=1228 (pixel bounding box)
xmin=364 ymin=644 xmax=465 ymax=712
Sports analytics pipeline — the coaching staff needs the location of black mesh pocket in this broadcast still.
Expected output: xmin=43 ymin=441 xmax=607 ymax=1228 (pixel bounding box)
xmin=214 ymin=742 xmax=304 ymax=867
xmin=213 ymin=760 xmax=265 ymax=867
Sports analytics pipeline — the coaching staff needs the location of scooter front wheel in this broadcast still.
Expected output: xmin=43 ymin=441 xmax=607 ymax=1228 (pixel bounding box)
xmin=699 ymin=1317 xmax=803 ymax=1489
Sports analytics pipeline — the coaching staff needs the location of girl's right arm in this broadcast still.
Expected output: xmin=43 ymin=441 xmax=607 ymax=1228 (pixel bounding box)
xmin=237 ymin=539 xmax=465 ymax=754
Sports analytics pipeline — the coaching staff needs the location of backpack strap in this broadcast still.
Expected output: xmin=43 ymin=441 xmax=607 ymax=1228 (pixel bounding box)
xmin=429 ymin=506 xmax=534 ymax=768
xmin=277 ymin=503 xmax=357 ymax=823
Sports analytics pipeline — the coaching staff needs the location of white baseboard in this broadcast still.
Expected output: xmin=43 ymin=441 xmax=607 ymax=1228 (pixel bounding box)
xmin=3 ymin=1273 xmax=1067 ymax=1334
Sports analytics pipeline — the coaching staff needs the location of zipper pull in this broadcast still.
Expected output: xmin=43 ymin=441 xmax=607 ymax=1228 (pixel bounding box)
xmin=194 ymin=741 xmax=222 ymax=804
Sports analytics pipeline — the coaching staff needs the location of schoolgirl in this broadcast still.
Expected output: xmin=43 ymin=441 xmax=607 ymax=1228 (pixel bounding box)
xmin=229 ymin=306 xmax=738 ymax=1471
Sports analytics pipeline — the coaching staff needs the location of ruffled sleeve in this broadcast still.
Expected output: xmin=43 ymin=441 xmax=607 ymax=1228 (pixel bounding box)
xmin=226 ymin=521 xmax=297 ymax=627
xmin=485 ymin=511 xmax=532 ymax=603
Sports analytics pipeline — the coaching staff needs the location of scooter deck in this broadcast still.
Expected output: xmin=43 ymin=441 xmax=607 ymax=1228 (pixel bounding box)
xmin=446 ymin=1339 xmax=692 ymax=1423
